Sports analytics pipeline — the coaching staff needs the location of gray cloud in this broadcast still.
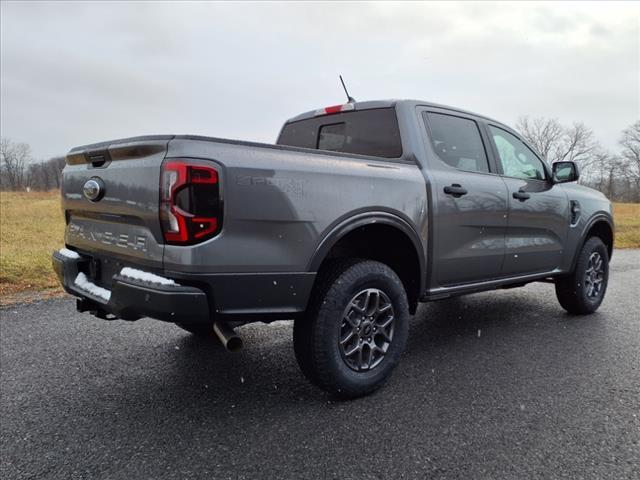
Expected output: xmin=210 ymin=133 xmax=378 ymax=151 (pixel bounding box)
xmin=1 ymin=1 xmax=638 ymax=159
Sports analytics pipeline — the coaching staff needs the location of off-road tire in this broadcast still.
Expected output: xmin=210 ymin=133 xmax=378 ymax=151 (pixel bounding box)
xmin=293 ymin=259 xmax=409 ymax=398
xmin=555 ymin=237 xmax=609 ymax=314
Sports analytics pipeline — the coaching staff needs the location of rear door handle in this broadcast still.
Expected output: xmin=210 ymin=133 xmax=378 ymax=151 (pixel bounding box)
xmin=512 ymin=190 xmax=531 ymax=201
xmin=444 ymin=184 xmax=468 ymax=197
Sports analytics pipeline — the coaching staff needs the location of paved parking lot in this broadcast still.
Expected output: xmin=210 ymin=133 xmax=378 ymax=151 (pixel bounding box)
xmin=1 ymin=250 xmax=638 ymax=479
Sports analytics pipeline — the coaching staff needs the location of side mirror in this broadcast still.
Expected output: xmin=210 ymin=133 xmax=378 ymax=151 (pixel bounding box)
xmin=552 ymin=161 xmax=580 ymax=183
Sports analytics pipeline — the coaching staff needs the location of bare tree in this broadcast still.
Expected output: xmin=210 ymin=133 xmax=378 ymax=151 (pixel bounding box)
xmin=620 ymin=120 xmax=640 ymax=201
xmin=515 ymin=117 xmax=564 ymax=161
xmin=39 ymin=163 xmax=52 ymax=190
xmin=588 ymin=151 xmax=624 ymax=199
xmin=581 ymin=147 xmax=638 ymax=202
xmin=26 ymin=162 xmax=52 ymax=191
xmin=516 ymin=117 xmax=598 ymax=169
xmin=1 ymin=138 xmax=32 ymax=191
xmin=516 ymin=117 xmax=640 ymax=200
xmin=556 ymin=122 xmax=598 ymax=168
xmin=1 ymin=149 xmax=66 ymax=191
xmin=46 ymin=156 xmax=66 ymax=189
xmin=516 ymin=116 xmax=603 ymax=196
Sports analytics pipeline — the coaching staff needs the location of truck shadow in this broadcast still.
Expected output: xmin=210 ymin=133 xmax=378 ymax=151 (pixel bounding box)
xmin=45 ymin=288 xmax=607 ymax=469
xmin=134 ymin=287 xmax=581 ymax=404
xmin=69 ymin=285 xmax=601 ymax=413
xmin=407 ymin=292 xmax=553 ymax=347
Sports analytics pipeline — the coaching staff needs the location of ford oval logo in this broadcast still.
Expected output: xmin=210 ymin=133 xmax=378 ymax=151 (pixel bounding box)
xmin=83 ymin=178 xmax=105 ymax=202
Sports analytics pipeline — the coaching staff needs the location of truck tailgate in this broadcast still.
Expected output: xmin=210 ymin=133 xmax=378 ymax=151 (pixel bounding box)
xmin=62 ymin=136 xmax=172 ymax=272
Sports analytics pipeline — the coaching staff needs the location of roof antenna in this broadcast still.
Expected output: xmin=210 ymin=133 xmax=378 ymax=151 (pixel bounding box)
xmin=339 ymin=75 xmax=356 ymax=103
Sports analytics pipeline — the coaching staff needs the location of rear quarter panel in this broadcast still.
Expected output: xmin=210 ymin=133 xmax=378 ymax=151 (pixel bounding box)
xmin=163 ymin=139 xmax=427 ymax=273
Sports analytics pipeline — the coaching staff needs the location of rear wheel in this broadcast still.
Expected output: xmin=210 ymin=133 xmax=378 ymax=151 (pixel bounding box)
xmin=294 ymin=259 xmax=409 ymax=398
xmin=555 ymin=237 xmax=609 ymax=314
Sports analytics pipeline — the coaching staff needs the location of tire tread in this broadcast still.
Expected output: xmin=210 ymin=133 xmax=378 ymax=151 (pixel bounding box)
xmin=294 ymin=259 xmax=409 ymax=398
xmin=555 ymin=236 xmax=608 ymax=314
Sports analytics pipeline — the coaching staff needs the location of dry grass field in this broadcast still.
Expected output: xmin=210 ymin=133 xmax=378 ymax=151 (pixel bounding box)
xmin=613 ymin=202 xmax=640 ymax=249
xmin=0 ymin=191 xmax=65 ymax=300
xmin=0 ymin=191 xmax=638 ymax=302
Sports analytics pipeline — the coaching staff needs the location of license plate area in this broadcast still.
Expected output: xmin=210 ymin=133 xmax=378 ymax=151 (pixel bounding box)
xmin=77 ymin=255 xmax=126 ymax=289
xmin=88 ymin=258 xmax=101 ymax=282
xmin=97 ymin=256 xmax=126 ymax=288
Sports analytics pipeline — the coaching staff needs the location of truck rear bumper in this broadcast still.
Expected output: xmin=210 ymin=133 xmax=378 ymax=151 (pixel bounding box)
xmin=52 ymin=250 xmax=316 ymax=324
xmin=52 ymin=250 xmax=210 ymax=323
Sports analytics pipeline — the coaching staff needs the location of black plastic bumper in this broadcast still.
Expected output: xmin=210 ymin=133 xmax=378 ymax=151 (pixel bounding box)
xmin=52 ymin=251 xmax=210 ymax=323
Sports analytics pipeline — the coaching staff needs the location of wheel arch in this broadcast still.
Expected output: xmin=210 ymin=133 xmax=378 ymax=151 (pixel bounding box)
xmin=572 ymin=214 xmax=614 ymax=271
xmin=307 ymin=212 xmax=426 ymax=313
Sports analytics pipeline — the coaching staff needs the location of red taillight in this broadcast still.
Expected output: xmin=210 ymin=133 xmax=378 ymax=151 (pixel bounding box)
xmin=190 ymin=165 xmax=218 ymax=184
xmin=160 ymin=160 xmax=221 ymax=245
xmin=314 ymin=102 xmax=355 ymax=116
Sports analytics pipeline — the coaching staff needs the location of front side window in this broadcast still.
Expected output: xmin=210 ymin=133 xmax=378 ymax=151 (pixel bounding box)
xmin=424 ymin=112 xmax=490 ymax=173
xmin=489 ymin=126 xmax=546 ymax=180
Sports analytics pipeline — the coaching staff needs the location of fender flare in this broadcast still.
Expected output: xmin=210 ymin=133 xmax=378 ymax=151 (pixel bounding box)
xmin=307 ymin=211 xmax=427 ymax=295
xmin=570 ymin=213 xmax=614 ymax=271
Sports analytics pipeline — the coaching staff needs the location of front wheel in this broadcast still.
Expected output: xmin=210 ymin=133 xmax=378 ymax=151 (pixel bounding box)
xmin=555 ymin=237 xmax=609 ymax=314
xmin=294 ymin=259 xmax=409 ymax=398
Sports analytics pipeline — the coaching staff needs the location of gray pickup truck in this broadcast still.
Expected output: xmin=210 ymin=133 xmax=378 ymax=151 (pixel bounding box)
xmin=52 ymin=99 xmax=614 ymax=397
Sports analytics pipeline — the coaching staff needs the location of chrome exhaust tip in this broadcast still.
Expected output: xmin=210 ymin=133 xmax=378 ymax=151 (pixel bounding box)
xmin=213 ymin=320 xmax=243 ymax=352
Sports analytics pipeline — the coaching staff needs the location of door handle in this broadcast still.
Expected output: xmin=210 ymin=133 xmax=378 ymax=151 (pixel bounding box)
xmin=444 ymin=184 xmax=468 ymax=197
xmin=512 ymin=190 xmax=531 ymax=201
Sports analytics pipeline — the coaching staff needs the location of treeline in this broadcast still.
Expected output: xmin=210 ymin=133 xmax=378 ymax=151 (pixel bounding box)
xmin=516 ymin=118 xmax=640 ymax=202
xmin=0 ymin=138 xmax=65 ymax=191
xmin=1 ymin=117 xmax=639 ymax=201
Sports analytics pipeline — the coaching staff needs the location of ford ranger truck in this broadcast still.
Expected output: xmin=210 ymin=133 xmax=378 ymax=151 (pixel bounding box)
xmin=52 ymin=100 xmax=614 ymax=398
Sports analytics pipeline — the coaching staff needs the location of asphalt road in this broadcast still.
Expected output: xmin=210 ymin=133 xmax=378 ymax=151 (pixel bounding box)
xmin=1 ymin=250 xmax=639 ymax=480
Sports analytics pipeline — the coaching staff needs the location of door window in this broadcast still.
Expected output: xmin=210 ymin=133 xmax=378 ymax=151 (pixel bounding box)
xmin=424 ymin=112 xmax=490 ymax=173
xmin=489 ymin=126 xmax=546 ymax=180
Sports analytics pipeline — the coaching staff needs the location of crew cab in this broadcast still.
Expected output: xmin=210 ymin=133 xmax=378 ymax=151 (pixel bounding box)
xmin=53 ymin=99 xmax=614 ymax=397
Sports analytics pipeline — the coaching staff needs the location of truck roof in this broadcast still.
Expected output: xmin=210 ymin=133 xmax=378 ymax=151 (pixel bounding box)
xmin=286 ymin=99 xmax=514 ymax=135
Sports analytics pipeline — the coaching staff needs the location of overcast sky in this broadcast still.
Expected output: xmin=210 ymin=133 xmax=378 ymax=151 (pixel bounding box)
xmin=1 ymin=1 xmax=638 ymax=160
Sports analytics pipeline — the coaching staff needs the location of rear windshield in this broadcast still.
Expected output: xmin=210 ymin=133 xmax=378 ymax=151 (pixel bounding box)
xmin=277 ymin=107 xmax=402 ymax=158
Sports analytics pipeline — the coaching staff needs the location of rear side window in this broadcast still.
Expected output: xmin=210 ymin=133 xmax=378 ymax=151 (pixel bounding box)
xmin=277 ymin=108 xmax=402 ymax=158
xmin=424 ymin=112 xmax=490 ymax=173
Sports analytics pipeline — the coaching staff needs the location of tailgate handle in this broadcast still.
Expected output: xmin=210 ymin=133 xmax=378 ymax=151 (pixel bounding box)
xmin=89 ymin=155 xmax=107 ymax=167
xmin=85 ymin=149 xmax=112 ymax=168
